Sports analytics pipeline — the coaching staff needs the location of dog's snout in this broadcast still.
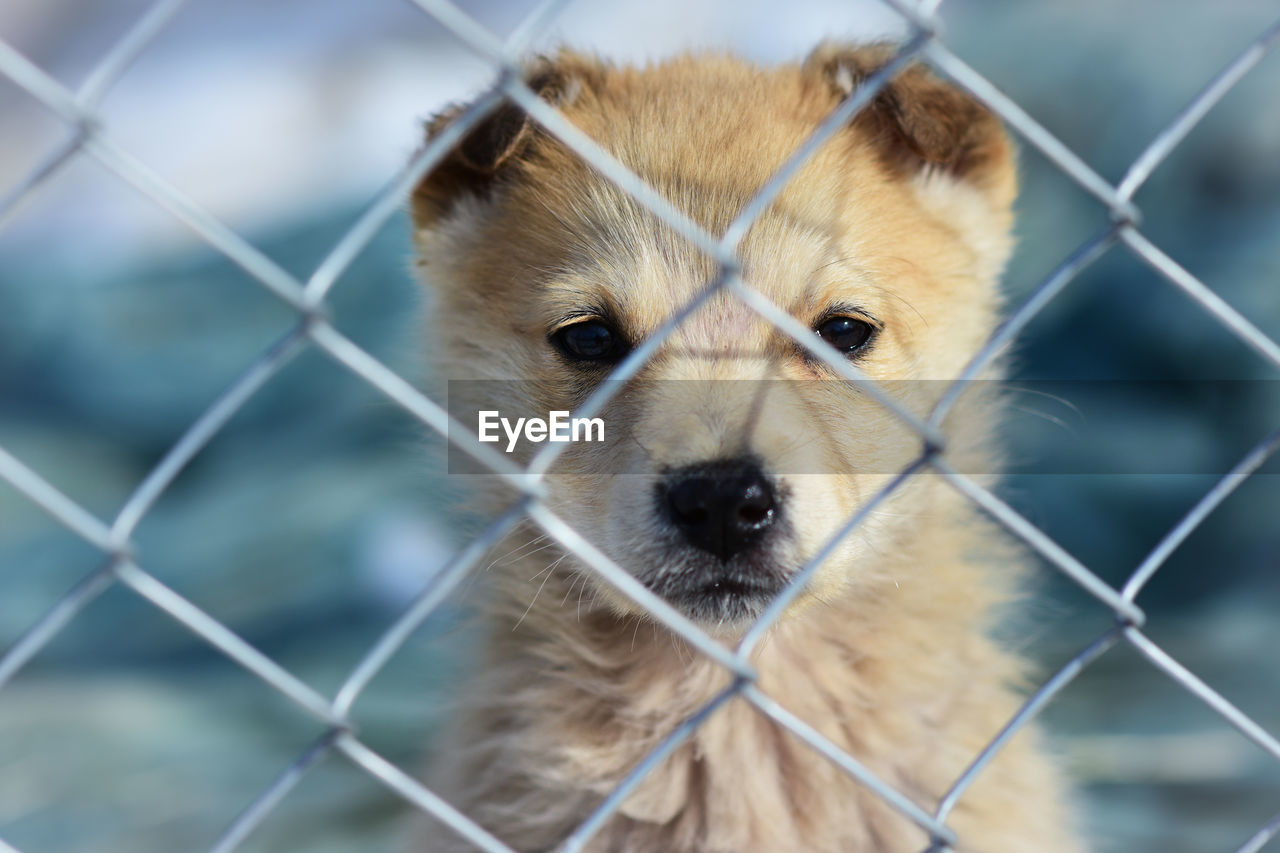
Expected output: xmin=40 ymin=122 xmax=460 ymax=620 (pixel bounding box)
xmin=663 ymin=458 xmax=777 ymax=561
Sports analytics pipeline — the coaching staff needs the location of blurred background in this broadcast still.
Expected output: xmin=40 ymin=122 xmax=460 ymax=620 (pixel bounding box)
xmin=1 ymin=1 xmax=1278 ymax=851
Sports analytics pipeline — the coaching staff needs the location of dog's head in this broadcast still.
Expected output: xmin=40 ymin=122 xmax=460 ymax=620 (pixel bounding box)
xmin=413 ymin=46 xmax=1015 ymax=632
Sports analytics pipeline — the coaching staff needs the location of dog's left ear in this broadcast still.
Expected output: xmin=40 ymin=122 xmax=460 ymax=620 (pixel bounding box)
xmin=805 ymin=43 xmax=1015 ymax=209
xmin=411 ymin=54 xmax=599 ymax=228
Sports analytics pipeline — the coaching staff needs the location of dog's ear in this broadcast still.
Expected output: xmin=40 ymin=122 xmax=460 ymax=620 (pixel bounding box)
xmin=805 ymin=43 xmax=1015 ymax=207
xmin=411 ymin=56 xmax=594 ymax=227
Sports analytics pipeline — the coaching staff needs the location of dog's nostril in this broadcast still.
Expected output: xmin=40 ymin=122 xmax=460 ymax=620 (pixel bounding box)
xmin=661 ymin=458 xmax=778 ymax=561
xmin=668 ymin=479 xmax=712 ymax=526
xmin=736 ymin=483 xmax=774 ymax=528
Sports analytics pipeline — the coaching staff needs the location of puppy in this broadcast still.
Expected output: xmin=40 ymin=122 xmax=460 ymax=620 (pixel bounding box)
xmin=410 ymin=45 xmax=1086 ymax=853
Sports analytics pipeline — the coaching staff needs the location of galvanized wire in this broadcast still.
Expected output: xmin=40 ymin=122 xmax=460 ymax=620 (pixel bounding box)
xmin=1237 ymin=811 xmax=1280 ymax=853
xmin=1 ymin=0 xmax=1278 ymax=851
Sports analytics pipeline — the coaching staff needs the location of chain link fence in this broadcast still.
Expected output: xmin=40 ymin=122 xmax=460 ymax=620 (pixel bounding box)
xmin=1 ymin=1 xmax=1279 ymax=851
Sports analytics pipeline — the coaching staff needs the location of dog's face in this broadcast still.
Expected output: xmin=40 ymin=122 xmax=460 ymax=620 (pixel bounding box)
xmin=413 ymin=47 xmax=1016 ymax=632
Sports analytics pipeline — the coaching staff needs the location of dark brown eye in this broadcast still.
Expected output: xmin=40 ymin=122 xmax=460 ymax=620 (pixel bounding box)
xmin=552 ymin=320 xmax=626 ymax=363
xmin=815 ymin=315 xmax=876 ymax=355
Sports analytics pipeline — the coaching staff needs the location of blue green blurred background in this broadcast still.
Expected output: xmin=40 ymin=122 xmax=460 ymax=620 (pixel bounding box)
xmin=1 ymin=1 xmax=1278 ymax=851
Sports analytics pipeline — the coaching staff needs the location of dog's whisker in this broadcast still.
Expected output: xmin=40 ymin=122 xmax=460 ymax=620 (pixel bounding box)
xmin=576 ymin=576 xmax=588 ymax=622
xmin=512 ymin=557 xmax=560 ymax=632
xmin=504 ymin=540 xmax=559 ymax=572
xmin=560 ymin=570 xmax=583 ymax=606
xmin=527 ymin=551 xmax=567 ymax=583
xmin=483 ymin=534 xmax=549 ymax=573
xmin=869 ymin=282 xmax=930 ymax=329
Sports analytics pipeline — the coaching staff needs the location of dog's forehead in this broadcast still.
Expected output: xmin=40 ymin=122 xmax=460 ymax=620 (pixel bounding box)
xmin=493 ymin=67 xmax=984 ymax=344
xmin=669 ymin=296 xmax=769 ymax=349
xmin=539 ymin=203 xmax=843 ymax=323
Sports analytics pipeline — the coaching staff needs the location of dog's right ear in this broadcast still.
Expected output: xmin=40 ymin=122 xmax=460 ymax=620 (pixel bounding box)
xmin=805 ymin=43 xmax=1016 ymax=210
xmin=411 ymin=57 xmax=593 ymax=228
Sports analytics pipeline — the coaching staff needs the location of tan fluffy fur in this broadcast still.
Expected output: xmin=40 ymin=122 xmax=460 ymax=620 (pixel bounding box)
xmin=410 ymin=46 xmax=1086 ymax=853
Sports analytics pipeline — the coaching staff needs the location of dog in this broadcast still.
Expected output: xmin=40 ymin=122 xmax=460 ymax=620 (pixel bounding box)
xmin=410 ymin=45 xmax=1086 ymax=853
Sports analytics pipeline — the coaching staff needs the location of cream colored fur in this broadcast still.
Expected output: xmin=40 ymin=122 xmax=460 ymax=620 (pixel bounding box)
xmin=410 ymin=47 xmax=1087 ymax=853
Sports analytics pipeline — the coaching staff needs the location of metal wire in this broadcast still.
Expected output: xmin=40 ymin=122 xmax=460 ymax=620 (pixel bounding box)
xmin=1 ymin=0 xmax=1278 ymax=851
xmin=933 ymin=626 xmax=1125 ymax=823
xmin=1237 ymin=810 xmax=1280 ymax=853
xmin=558 ymin=684 xmax=742 ymax=853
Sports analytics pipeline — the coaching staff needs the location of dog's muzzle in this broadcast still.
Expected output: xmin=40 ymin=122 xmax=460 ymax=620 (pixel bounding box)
xmin=660 ymin=456 xmax=777 ymax=561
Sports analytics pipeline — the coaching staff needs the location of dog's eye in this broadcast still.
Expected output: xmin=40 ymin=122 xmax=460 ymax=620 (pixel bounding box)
xmin=815 ymin=315 xmax=875 ymax=355
xmin=552 ymin=320 xmax=626 ymax=363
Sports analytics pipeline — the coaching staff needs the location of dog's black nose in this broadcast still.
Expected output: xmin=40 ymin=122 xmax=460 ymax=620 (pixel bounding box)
xmin=663 ymin=458 xmax=777 ymax=561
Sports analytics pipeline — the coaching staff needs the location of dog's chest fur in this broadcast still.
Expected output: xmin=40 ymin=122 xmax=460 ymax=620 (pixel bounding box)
xmin=427 ymin=503 xmax=1082 ymax=853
